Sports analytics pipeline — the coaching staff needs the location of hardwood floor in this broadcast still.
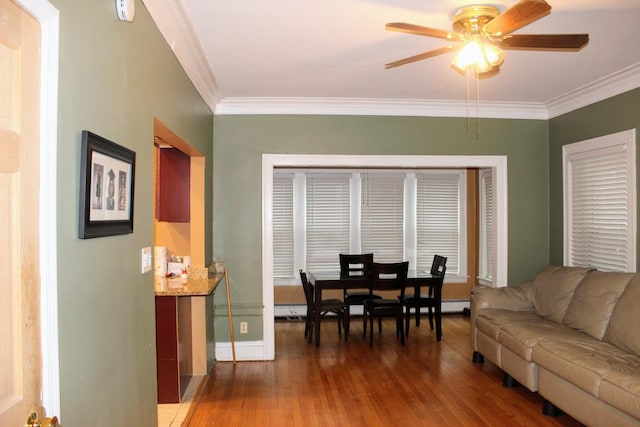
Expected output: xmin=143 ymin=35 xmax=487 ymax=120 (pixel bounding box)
xmin=185 ymin=315 xmax=584 ymax=426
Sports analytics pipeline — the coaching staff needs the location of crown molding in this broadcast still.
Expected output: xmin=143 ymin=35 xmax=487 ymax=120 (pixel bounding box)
xmin=215 ymin=60 xmax=640 ymax=119
xmin=142 ymin=0 xmax=221 ymax=113
xmin=545 ymin=62 xmax=640 ymax=118
xmin=214 ymin=97 xmax=549 ymax=119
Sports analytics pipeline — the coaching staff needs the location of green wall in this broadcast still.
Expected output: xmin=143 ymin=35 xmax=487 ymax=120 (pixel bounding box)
xmin=548 ymin=88 xmax=640 ymax=265
xmin=212 ymin=115 xmax=550 ymax=341
xmin=53 ymin=1 xmax=212 ymax=424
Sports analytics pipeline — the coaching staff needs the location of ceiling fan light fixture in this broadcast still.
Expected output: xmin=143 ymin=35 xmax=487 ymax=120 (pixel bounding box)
xmin=451 ymin=40 xmax=504 ymax=74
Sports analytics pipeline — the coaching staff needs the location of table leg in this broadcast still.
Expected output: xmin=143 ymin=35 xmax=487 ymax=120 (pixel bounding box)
xmin=314 ymin=282 xmax=322 ymax=346
xmin=435 ymin=284 xmax=442 ymax=341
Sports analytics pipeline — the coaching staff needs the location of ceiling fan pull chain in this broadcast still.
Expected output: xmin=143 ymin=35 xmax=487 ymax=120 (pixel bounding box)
xmin=466 ymin=70 xmax=471 ymax=133
xmin=476 ymin=71 xmax=481 ymax=140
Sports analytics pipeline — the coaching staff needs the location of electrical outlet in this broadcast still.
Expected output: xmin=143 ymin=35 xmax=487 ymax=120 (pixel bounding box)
xmin=240 ymin=322 xmax=248 ymax=334
xmin=141 ymin=247 xmax=152 ymax=273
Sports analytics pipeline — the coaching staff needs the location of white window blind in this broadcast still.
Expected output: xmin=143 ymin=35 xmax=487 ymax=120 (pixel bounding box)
xmin=272 ymin=168 xmax=468 ymax=281
xmin=273 ymin=172 xmax=294 ymax=277
xmin=361 ymin=172 xmax=405 ymax=262
xmin=479 ymin=169 xmax=494 ymax=282
xmin=416 ymin=172 xmax=461 ymax=274
xmin=564 ymin=130 xmax=636 ymax=272
xmin=306 ymin=173 xmax=351 ymax=271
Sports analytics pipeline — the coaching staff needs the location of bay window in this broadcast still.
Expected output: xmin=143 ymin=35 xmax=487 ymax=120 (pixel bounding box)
xmin=273 ymin=168 xmax=467 ymax=282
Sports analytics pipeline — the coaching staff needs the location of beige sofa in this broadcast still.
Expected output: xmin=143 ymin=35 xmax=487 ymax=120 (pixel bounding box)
xmin=470 ymin=265 xmax=640 ymax=427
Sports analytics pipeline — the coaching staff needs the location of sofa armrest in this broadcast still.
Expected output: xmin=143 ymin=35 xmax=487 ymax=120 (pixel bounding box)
xmin=470 ymin=283 xmax=535 ymax=352
xmin=471 ymin=283 xmax=535 ymax=313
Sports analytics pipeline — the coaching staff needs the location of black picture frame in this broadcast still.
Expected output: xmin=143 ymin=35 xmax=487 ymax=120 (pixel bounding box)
xmin=79 ymin=130 xmax=136 ymax=239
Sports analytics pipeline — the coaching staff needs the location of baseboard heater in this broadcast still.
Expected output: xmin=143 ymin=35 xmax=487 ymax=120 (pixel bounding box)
xmin=275 ymin=299 xmax=470 ymax=319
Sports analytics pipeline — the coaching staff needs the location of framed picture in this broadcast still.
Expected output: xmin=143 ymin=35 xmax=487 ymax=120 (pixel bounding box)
xmin=79 ymin=130 xmax=136 ymax=238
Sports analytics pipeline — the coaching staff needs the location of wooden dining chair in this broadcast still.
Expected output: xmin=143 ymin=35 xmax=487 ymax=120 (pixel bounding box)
xmin=339 ymin=253 xmax=381 ymax=342
xmin=300 ymin=270 xmax=345 ymax=343
xmin=362 ymin=261 xmax=409 ymax=346
xmin=403 ymin=255 xmax=447 ymax=337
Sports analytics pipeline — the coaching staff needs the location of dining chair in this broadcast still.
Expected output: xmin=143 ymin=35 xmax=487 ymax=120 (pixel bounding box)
xmin=362 ymin=261 xmax=409 ymax=346
xmin=403 ymin=255 xmax=447 ymax=337
xmin=300 ymin=270 xmax=345 ymax=343
xmin=339 ymin=253 xmax=381 ymax=342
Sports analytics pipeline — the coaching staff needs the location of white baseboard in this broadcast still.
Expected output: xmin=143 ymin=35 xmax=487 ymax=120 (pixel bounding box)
xmin=215 ymin=340 xmax=268 ymax=362
xmin=216 ymin=300 xmax=470 ymax=362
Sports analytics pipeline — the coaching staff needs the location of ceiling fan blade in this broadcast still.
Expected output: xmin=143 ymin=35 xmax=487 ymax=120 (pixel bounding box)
xmin=385 ymin=45 xmax=461 ymax=69
xmin=385 ymin=22 xmax=463 ymax=41
xmin=484 ymin=0 xmax=552 ymax=36
xmin=498 ymin=34 xmax=589 ymax=50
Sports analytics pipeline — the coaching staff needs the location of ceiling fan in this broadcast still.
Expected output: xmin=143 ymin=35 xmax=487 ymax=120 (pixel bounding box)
xmin=385 ymin=0 xmax=589 ymax=76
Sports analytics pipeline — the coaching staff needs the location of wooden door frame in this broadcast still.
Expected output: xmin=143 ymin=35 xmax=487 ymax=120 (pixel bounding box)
xmin=15 ymin=0 xmax=60 ymax=417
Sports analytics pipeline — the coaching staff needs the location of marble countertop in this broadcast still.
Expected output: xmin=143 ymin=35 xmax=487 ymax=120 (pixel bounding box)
xmin=154 ymin=273 xmax=224 ymax=296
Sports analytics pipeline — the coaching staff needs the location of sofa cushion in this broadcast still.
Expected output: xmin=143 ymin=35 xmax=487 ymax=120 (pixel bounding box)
xmin=498 ymin=314 xmax=586 ymax=361
xmin=604 ymin=275 xmax=640 ymax=356
xmin=563 ymin=271 xmax=633 ymax=340
xmin=475 ymin=309 xmax=537 ymax=344
xmin=531 ymin=265 xmax=594 ymax=323
xmin=600 ymin=368 xmax=640 ymax=420
xmin=532 ymin=336 xmax=630 ymax=397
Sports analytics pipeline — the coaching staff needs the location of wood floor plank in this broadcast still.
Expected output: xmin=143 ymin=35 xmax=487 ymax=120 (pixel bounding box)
xmin=186 ymin=315 xmax=584 ymax=426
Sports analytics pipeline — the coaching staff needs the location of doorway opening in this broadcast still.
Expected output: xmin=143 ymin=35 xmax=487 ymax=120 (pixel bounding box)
xmin=261 ymin=154 xmax=508 ymax=360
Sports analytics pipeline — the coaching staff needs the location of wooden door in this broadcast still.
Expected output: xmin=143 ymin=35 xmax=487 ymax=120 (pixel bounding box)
xmin=0 ymin=0 xmax=48 ymax=424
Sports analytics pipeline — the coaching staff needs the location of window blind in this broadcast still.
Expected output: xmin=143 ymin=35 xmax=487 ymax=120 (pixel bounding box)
xmin=416 ymin=172 xmax=460 ymax=273
xmin=361 ymin=172 xmax=405 ymax=263
xmin=273 ymin=173 xmax=294 ymax=277
xmin=272 ymin=168 xmax=468 ymax=280
xmin=479 ymin=169 xmax=494 ymax=281
xmin=306 ymin=173 xmax=351 ymax=271
xmin=567 ymin=147 xmax=631 ymax=272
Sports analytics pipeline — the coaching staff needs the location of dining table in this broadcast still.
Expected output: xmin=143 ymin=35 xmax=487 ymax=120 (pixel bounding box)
xmin=307 ymin=270 xmax=444 ymax=346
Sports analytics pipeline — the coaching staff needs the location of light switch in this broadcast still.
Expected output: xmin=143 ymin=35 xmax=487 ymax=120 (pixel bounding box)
xmin=141 ymin=247 xmax=152 ymax=273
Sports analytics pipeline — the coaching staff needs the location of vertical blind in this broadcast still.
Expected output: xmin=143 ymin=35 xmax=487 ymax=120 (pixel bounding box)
xmin=416 ymin=172 xmax=461 ymax=273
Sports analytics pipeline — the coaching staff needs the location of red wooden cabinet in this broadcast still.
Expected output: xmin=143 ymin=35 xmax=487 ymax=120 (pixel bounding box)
xmin=155 ymin=296 xmax=180 ymax=403
xmin=156 ymin=148 xmax=190 ymax=222
xmin=155 ymin=296 xmax=194 ymax=403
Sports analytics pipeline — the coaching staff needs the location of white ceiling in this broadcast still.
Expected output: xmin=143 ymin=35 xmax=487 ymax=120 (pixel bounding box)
xmin=149 ymin=0 xmax=640 ymax=117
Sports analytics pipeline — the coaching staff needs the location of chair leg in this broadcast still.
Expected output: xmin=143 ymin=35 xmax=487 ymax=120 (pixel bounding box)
xmin=307 ymin=320 xmax=313 ymax=344
xmin=337 ymin=313 xmax=342 ymax=336
xmin=405 ymin=306 xmax=411 ymax=338
xmin=428 ymin=306 xmax=434 ymax=330
xmin=369 ymin=313 xmax=375 ymax=347
xmin=378 ymin=317 xmax=382 ymax=334
xmin=304 ymin=308 xmax=314 ymax=342
xmin=344 ymin=305 xmax=350 ymax=342
xmin=398 ymin=313 xmax=405 ymax=346
xmin=363 ymin=307 xmax=367 ymax=338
